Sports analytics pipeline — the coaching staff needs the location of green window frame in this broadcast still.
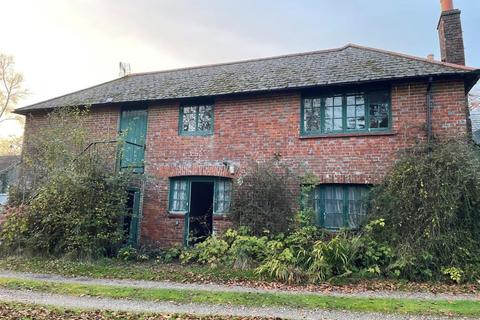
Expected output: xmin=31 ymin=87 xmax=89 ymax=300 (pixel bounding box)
xmin=168 ymin=177 xmax=232 ymax=215
xmin=179 ymin=104 xmax=214 ymax=136
xmin=314 ymin=184 xmax=369 ymax=230
xmin=301 ymin=90 xmax=391 ymax=136
xmin=169 ymin=179 xmax=189 ymax=213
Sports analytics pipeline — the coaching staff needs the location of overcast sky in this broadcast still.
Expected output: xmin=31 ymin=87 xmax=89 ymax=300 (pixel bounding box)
xmin=1 ymin=0 xmax=479 ymax=136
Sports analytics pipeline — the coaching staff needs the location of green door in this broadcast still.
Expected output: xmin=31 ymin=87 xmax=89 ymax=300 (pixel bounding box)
xmin=119 ymin=108 xmax=147 ymax=173
xmin=128 ymin=190 xmax=141 ymax=246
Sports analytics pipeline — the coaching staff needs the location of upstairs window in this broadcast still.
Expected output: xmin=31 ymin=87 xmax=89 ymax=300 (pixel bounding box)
xmin=311 ymin=184 xmax=369 ymax=230
xmin=180 ymin=104 xmax=214 ymax=135
xmin=302 ymin=90 xmax=390 ymax=136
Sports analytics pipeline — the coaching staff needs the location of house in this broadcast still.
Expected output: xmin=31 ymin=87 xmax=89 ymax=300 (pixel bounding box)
xmin=0 ymin=155 xmax=20 ymax=211
xmin=14 ymin=1 xmax=480 ymax=247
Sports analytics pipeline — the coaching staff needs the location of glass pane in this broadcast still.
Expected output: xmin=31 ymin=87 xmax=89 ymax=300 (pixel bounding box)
xmin=305 ymin=107 xmax=320 ymax=132
xmin=182 ymin=108 xmax=196 ymax=132
xmin=347 ymin=186 xmax=368 ymax=228
xmin=347 ymin=118 xmax=356 ymax=130
xmin=323 ymin=186 xmax=344 ymax=229
xmin=333 ymin=118 xmax=343 ymax=131
xmin=334 ymin=96 xmax=342 ymax=106
xmin=346 ymin=95 xmax=355 ymax=106
xmin=347 ymin=105 xmax=356 ymax=117
xmin=304 ymin=99 xmax=312 ymax=108
xmin=325 ymin=97 xmax=333 ymax=107
xmin=370 ymin=103 xmax=389 ymax=129
xmin=198 ymin=105 xmax=213 ymax=131
xmin=356 ymin=95 xmax=365 ymax=105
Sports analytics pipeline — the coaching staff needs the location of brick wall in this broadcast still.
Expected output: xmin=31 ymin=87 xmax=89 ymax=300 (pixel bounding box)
xmin=22 ymin=79 xmax=469 ymax=247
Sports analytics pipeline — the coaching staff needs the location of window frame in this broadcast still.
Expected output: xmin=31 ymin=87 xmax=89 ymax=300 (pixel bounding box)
xmin=315 ymin=184 xmax=369 ymax=230
xmin=300 ymin=89 xmax=392 ymax=137
xmin=178 ymin=103 xmax=214 ymax=136
xmin=168 ymin=176 xmax=232 ymax=215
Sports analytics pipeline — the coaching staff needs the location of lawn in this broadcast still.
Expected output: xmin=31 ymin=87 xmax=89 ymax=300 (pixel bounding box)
xmin=0 ymin=301 xmax=270 ymax=319
xmin=0 ymin=255 xmax=478 ymax=295
xmin=0 ymin=277 xmax=479 ymax=317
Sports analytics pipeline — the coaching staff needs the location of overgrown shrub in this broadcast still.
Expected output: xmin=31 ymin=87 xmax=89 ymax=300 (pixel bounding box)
xmin=231 ymin=160 xmax=296 ymax=236
xmin=368 ymin=142 xmax=480 ymax=281
xmin=1 ymin=107 xmax=132 ymax=259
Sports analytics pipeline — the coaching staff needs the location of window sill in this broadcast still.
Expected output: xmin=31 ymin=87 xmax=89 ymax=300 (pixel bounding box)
xmin=168 ymin=211 xmax=186 ymax=217
xmin=300 ymin=131 xmax=395 ymax=139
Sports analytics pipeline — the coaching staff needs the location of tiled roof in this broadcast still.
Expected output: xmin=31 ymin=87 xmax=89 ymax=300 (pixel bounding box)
xmin=15 ymin=44 xmax=479 ymax=114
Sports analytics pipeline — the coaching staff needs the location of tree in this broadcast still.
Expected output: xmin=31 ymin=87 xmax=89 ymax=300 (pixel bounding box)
xmin=0 ymin=53 xmax=27 ymax=124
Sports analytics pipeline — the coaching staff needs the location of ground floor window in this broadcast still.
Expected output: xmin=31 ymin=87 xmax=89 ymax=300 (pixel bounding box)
xmin=313 ymin=184 xmax=369 ymax=229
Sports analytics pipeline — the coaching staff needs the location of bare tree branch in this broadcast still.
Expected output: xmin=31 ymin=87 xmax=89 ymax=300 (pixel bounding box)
xmin=0 ymin=53 xmax=27 ymax=121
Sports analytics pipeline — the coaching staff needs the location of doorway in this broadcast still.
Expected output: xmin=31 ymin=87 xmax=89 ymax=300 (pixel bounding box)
xmin=124 ymin=189 xmax=141 ymax=246
xmin=188 ymin=181 xmax=214 ymax=245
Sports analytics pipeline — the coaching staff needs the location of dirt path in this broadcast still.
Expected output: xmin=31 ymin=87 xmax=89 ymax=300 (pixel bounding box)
xmin=0 ymin=270 xmax=478 ymax=301
xmin=0 ymin=288 xmax=467 ymax=320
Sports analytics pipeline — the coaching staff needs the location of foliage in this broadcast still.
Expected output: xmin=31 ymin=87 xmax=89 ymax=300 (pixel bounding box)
xmin=231 ymin=160 xmax=296 ymax=236
xmin=0 ymin=53 xmax=27 ymax=124
xmin=1 ymin=107 xmax=132 ymax=259
xmin=368 ymin=142 xmax=480 ymax=281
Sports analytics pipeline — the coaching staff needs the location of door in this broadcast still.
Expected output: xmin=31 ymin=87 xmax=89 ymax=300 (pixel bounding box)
xmin=125 ymin=189 xmax=141 ymax=246
xmin=186 ymin=181 xmax=214 ymax=245
xmin=119 ymin=108 xmax=147 ymax=173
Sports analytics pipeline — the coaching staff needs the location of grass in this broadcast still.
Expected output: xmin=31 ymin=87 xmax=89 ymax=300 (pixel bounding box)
xmin=0 ymin=255 xmax=478 ymax=295
xmin=0 ymin=277 xmax=479 ymax=317
xmin=0 ymin=301 xmax=267 ymax=319
xmin=0 ymin=255 xmax=259 ymax=283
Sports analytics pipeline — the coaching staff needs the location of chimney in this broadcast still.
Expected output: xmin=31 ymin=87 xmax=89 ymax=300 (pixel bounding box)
xmin=437 ymin=0 xmax=465 ymax=65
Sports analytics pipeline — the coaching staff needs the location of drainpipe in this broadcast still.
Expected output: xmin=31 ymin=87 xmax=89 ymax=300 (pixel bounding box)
xmin=426 ymin=77 xmax=434 ymax=144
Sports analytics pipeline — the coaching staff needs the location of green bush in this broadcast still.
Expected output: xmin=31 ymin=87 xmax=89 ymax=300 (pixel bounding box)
xmin=368 ymin=142 xmax=480 ymax=281
xmin=1 ymin=107 xmax=132 ymax=259
xmin=231 ymin=160 xmax=296 ymax=236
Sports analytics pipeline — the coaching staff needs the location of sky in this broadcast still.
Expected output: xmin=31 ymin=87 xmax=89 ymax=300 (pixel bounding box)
xmin=1 ymin=0 xmax=479 ymax=137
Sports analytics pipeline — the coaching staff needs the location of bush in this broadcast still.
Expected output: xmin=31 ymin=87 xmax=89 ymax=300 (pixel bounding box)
xmin=1 ymin=162 xmax=131 ymax=259
xmin=368 ymin=142 xmax=480 ymax=281
xmin=231 ymin=160 xmax=296 ymax=236
xmin=1 ymin=107 xmax=132 ymax=259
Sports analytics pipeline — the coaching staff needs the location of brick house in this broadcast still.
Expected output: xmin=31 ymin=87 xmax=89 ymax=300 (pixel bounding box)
xmin=14 ymin=1 xmax=479 ymax=247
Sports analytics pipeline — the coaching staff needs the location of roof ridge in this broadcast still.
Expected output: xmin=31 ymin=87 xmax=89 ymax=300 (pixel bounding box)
xmin=127 ymin=45 xmax=351 ymax=77
xmin=14 ymin=77 xmax=125 ymax=112
xmin=347 ymin=43 xmax=476 ymax=71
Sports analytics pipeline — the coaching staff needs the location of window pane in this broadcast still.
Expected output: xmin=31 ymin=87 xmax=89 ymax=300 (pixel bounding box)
xmin=369 ymin=91 xmax=389 ymax=129
xmin=370 ymin=103 xmax=389 ymax=128
xmin=182 ymin=107 xmax=196 ymax=132
xmin=304 ymin=99 xmax=321 ymax=132
xmin=215 ymin=180 xmax=232 ymax=214
xmin=198 ymin=105 xmax=213 ymax=131
xmin=171 ymin=180 xmax=188 ymax=212
xmin=346 ymin=94 xmax=365 ymax=131
xmin=347 ymin=186 xmax=368 ymax=228
xmin=323 ymin=186 xmax=344 ymax=229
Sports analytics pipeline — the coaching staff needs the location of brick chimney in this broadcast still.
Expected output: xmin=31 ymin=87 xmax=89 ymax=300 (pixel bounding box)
xmin=437 ymin=0 xmax=465 ymax=65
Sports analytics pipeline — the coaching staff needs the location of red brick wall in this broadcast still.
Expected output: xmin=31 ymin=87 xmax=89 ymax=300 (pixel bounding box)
xmin=22 ymin=79 xmax=469 ymax=247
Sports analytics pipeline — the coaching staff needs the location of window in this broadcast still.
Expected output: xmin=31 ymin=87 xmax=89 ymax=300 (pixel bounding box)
xmin=168 ymin=177 xmax=232 ymax=214
xmin=180 ymin=104 xmax=214 ymax=135
xmin=170 ymin=179 xmax=189 ymax=212
xmin=302 ymin=90 xmax=390 ymax=135
xmin=313 ymin=185 xmax=369 ymax=229
xmin=214 ymin=179 xmax=232 ymax=214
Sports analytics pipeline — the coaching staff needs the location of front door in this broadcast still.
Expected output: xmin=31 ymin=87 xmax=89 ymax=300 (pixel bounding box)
xmin=188 ymin=181 xmax=214 ymax=245
xmin=119 ymin=108 xmax=147 ymax=173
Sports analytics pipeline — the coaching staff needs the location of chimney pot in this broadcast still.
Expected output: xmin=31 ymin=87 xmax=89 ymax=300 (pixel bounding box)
xmin=427 ymin=54 xmax=435 ymax=61
xmin=440 ymin=0 xmax=454 ymax=12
